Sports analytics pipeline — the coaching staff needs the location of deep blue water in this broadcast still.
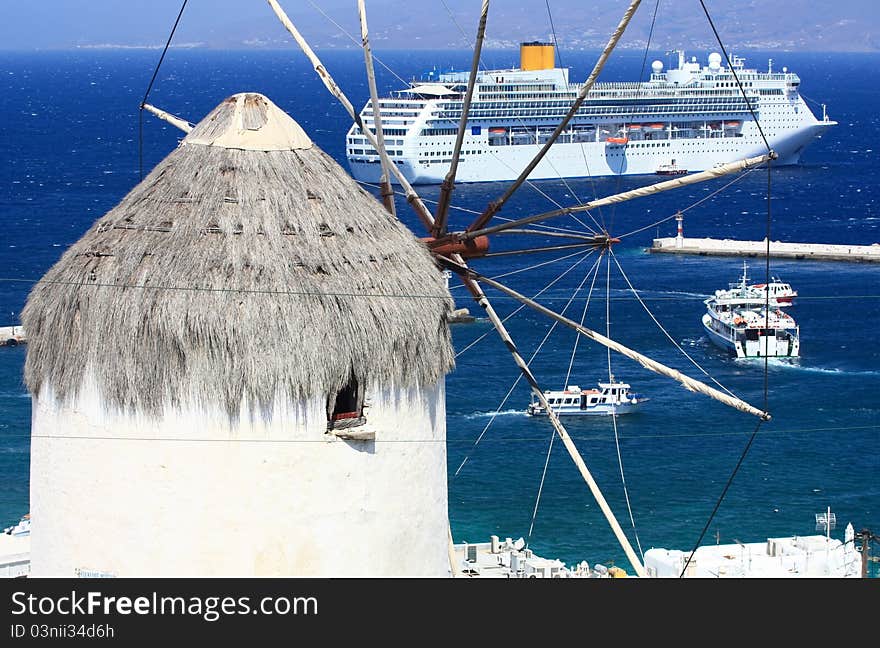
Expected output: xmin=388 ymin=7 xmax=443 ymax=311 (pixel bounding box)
xmin=0 ymin=48 xmax=877 ymax=573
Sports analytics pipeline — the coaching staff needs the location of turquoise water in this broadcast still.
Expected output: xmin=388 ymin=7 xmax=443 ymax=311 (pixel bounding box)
xmin=0 ymin=49 xmax=877 ymax=572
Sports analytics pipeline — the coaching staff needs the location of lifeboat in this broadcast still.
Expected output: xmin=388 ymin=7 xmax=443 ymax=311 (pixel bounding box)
xmin=627 ymin=124 xmax=642 ymax=130
xmin=488 ymin=127 xmax=507 ymax=134
xmin=724 ymin=120 xmax=741 ymax=127
xmin=647 ymin=123 xmax=665 ymax=129
xmin=606 ymin=136 xmax=629 ymax=144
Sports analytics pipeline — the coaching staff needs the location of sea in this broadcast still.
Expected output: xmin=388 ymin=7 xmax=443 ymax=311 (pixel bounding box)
xmin=1 ymin=47 xmax=878 ymax=575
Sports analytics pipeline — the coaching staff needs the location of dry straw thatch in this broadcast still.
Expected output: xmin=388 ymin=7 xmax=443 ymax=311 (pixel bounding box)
xmin=23 ymin=93 xmax=455 ymax=418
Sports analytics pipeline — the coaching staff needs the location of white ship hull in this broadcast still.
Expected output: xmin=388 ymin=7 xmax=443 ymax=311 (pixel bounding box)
xmin=350 ymin=121 xmax=833 ymax=185
xmin=702 ymin=312 xmax=800 ymax=359
xmin=527 ymin=401 xmax=642 ymax=416
xmin=526 ymin=381 xmax=646 ymax=417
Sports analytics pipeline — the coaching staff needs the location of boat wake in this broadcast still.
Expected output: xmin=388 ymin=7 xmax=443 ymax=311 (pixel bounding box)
xmin=461 ymin=409 xmax=527 ymax=420
xmin=646 ymin=289 xmax=707 ymax=299
xmin=761 ymin=361 xmax=880 ymax=377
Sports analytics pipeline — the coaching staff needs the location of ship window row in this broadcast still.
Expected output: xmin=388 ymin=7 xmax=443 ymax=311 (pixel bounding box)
xmin=350 ymin=158 xmax=407 ymax=165
xmin=379 ymin=101 xmax=429 ymax=108
xmin=362 ymin=128 xmax=408 ymax=136
xmin=440 ymin=96 xmax=750 ymax=112
xmin=461 ymin=96 xmax=748 ymax=109
xmin=710 ymin=81 xmax=755 ymax=88
xmin=514 ymin=88 xmax=758 ymax=100
xmin=584 ymin=90 xmax=758 ymax=101
xmin=421 ymin=128 xmax=459 ymax=136
xmin=349 ymin=149 xmax=404 ymax=156
xmin=420 ymin=151 xmax=471 ymax=158
xmin=364 ymin=109 xmax=423 ymax=118
xmin=365 ymin=119 xmax=412 ymax=126
xmin=434 ymin=101 xmax=750 ymax=118
xmin=589 ymin=81 xmax=643 ymax=90
xmin=478 ymin=83 xmax=556 ymax=93
xmin=433 ymin=106 xmax=751 ymax=122
xmin=353 ymin=127 xmax=411 ymax=137
xmin=374 ymin=101 xmax=424 ymax=109
xmin=544 ymin=397 xmax=576 ymax=405
xmin=347 ymin=138 xmax=403 ymax=146
xmin=437 ymin=128 xmax=744 ymax=145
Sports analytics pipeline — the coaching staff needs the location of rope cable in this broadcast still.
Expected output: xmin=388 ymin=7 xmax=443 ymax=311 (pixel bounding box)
xmin=682 ymin=3 xmax=777 ymax=576
xmin=697 ymin=0 xmax=771 ymax=151
xmin=526 ymin=430 xmax=556 ymax=549
xmin=138 ymin=0 xmax=189 ymax=181
xmin=2 ymin=422 xmax=871 ymax=443
xmin=608 ymin=0 xmax=661 ymax=231
xmin=562 ymin=256 xmax=603 ymax=388
xmin=616 ymin=166 xmax=758 ymax=240
xmin=305 ymin=0 xmax=410 ymax=87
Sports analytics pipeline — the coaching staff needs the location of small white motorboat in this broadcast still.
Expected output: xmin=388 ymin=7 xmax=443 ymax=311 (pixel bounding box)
xmin=527 ymin=378 xmax=647 ymax=416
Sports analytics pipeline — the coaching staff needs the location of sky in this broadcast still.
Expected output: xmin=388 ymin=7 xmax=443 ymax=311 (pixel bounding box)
xmin=1 ymin=1 xmax=877 ymax=52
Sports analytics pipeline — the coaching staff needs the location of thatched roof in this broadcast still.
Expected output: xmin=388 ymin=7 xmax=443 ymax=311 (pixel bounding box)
xmin=22 ymin=93 xmax=455 ymax=418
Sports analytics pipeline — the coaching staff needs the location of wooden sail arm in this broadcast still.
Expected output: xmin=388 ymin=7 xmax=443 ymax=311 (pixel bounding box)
xmin=266 ymin=0 xmax=435 ymax=232
xmin=465 ymin=0 xmax=643 ymax=233
xmin=482 ymin=241 xmax=615 ymax=258
xmin=141 ymin=103 xmax=193 ymax=133
xmin=357 ymin=0 xmax=395 ymax=217
xmin=433 ymin=0 xmax=490 ymax=237
xmin=434 ymin=152 xmax=777 ymax=246
xmin=440 ymin=255 xmax=771 ymax=421
xmin=493 ymin=229 xmax=609 ymax=241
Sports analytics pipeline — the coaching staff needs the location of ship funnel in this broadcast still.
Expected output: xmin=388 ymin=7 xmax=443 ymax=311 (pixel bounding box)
xmin=520 ymin=41 xmax=555 ymax=71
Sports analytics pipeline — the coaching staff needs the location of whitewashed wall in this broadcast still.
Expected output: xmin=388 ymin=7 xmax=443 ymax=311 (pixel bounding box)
xmin=29 ymin=377 xmax=449 ymax=577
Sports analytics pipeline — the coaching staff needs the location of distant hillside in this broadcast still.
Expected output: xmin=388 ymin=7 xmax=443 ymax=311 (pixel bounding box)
xmin=10 ymin=1 xmax=879 ymax=53
xmin=237 ymin=0 xmax=880 ymax=53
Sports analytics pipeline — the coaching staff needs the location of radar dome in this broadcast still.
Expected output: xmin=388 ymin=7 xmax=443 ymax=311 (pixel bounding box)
xmin=708 ymin=52 xmax=722 ymax=70
xmin=651 ymin=60 xmax=663 ymax=73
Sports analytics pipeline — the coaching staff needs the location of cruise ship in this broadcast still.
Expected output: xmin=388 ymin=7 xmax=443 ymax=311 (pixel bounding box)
xmin=346 ymin=42 xmax=836 ymax=184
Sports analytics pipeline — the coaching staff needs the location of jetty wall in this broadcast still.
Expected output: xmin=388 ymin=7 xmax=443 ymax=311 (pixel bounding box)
xmin=650 ymin=237 xmax=880 ymax=263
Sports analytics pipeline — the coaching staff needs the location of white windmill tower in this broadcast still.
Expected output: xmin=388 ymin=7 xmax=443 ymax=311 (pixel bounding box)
xmin=22 ymin=93 xmax=455 ymax=577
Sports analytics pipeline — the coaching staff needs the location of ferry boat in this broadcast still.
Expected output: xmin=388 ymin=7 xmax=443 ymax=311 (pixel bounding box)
xmin=526 ymin=378 xmax=647 ymax=416
xmin=702 ymin=263 xmax=800 ymax=358
xmin=346 ymin=43 xmax=836 ymax=184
